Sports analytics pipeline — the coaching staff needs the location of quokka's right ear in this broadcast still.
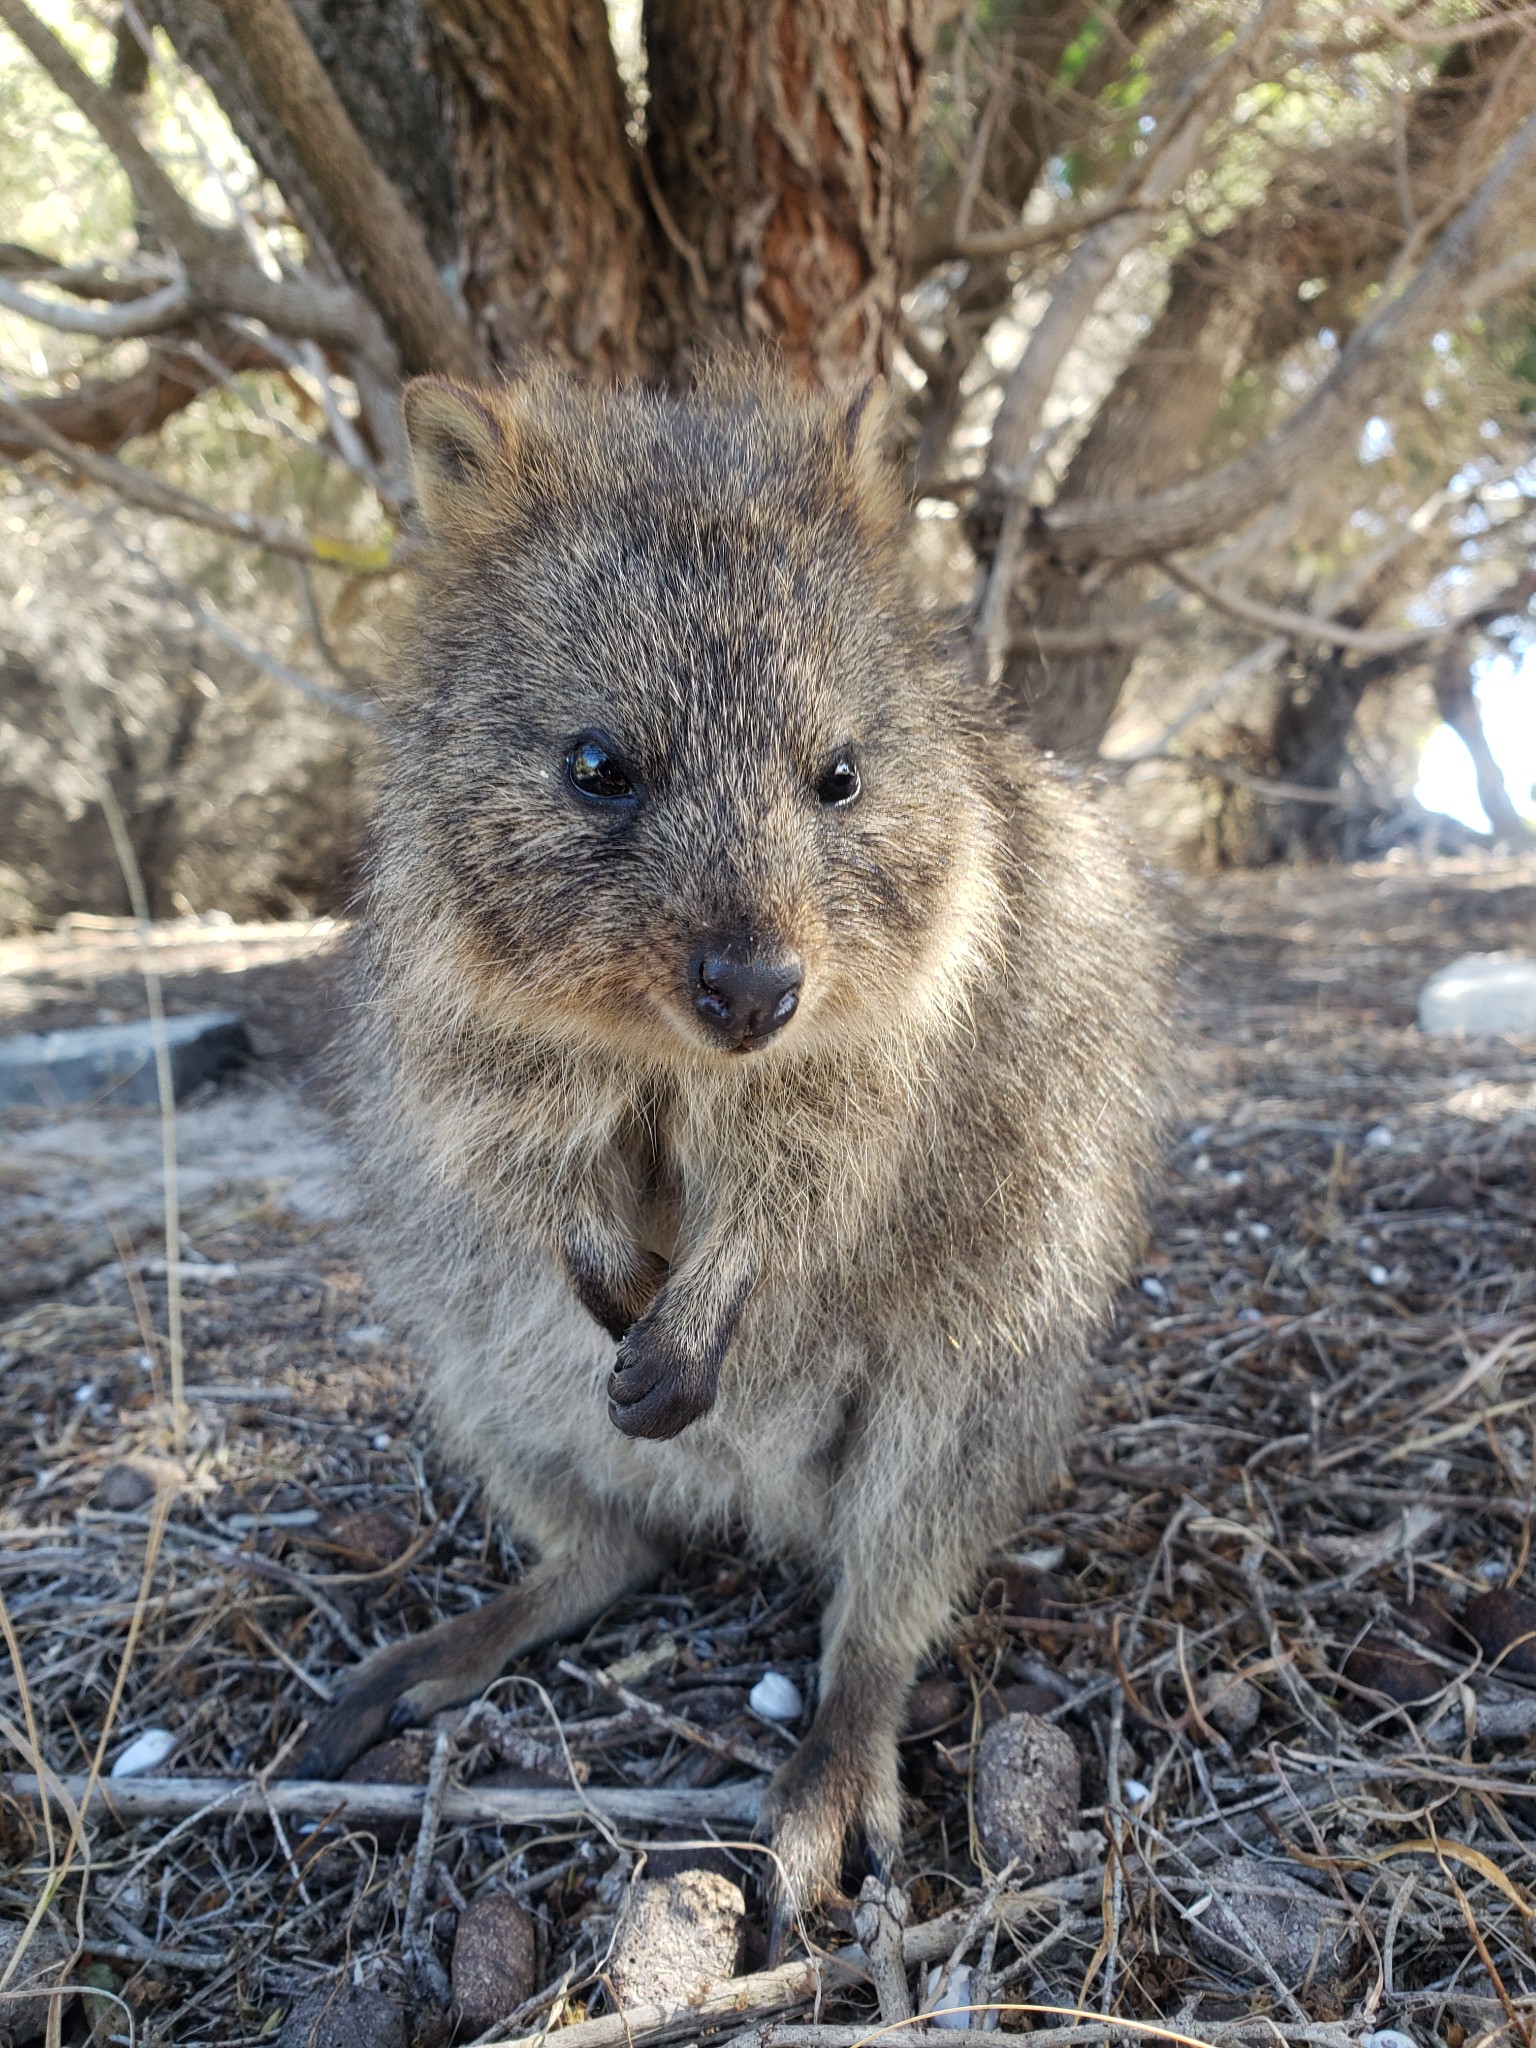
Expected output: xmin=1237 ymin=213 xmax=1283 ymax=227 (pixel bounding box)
xmin=402 ymin=377 xmax=511 ymax=536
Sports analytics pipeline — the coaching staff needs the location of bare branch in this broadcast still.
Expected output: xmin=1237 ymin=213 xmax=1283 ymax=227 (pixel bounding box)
xmin=1157 ymin=556 xmax=1442 ymax=652
xmin=1363 ymin=1 xmax=1536 ymax=46
xmin=0 ymin=275 xmax=192 ymax=338
xmin=941 ymin=196 xmax=1152 ymax=266
xmin=0 ymin=326 xmax=282 ymax=458
xmin=0 ymin=0 xmax=226 ymax=266
xmin=0 ymin=242 xmax=178 ymax=300
xmin=1029 ymin=104 xmax=1536 ymax=566
xmin=209 ymin=0 xmax=482 ymax=381
xmin=981 ymin=0 xmax=1297 ymax=494
xmin=0 ymin=395 xmax=400 ymax=570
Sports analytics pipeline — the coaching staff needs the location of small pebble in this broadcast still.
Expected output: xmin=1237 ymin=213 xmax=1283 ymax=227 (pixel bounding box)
xmin=1120 ymin=1777 xmax=1150 ymax=1809
xmin=973 ymin=1712 xmax=1080 ymax=1880
xmin=1236 ymin=1306 xmax=1263 ymax=1324
xmin=370 ymin=1432 xmax=392 ymax=1452
xmin=72 ymin=1384 xmax=94 ymax=1406
xmin=1361 ymin=2031 xmax=1416 ymax=2048
xmin=1187 ymin=1124 xmax=1213 ymax=1147
xmin=1199 ymin=1673 xmax=1262 ymax=1742
xmin=345 ymin=1324 xmax=388 ymax=1348
xmin=748 ymin=1671 xmax=802 ymax=1721
xmin=1476 ymin=1558 xmax=1509 ymax=1582
xmin=1223 ymin=1169 xmax=1245 ymax=1187
xmin=1363 ymin=1125 xmax=1395 ymax=1150
xmin=110 ymin=1729 xmax=177 ymax=1778
xmin=1140 ymin=1276 xmax=1167 ymax=1302
xmin=1221 ymin=1229 xmax=1241 ymax=1247
xmin=1247 ymin=1222 xmax=1271 ymax=1244
xmin=1368 ymin=1264 xmax=1391 ymax=1287
xmin=451 ymin=1893 xmax=537 ymax=2034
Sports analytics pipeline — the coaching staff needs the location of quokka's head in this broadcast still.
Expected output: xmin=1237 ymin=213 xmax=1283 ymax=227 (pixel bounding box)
xmin=387 ymin=369 xmax=1000 ymax=1064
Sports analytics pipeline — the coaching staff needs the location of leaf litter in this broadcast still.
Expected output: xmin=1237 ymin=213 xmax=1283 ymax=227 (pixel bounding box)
xmin=1 ymin=859 xmax=1536 ymax=2046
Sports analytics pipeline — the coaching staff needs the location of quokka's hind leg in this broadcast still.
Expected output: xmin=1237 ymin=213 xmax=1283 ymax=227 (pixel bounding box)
xmin=760 ymin=1393 xmax=998 ymax=1944
xmin=293 ymin=1504 xmax=662 ymax=1779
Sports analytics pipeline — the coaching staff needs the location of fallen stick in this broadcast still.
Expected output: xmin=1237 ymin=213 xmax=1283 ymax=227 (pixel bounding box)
xmin=3 ymin=1772 xmax=765 ymax=1829
xmin=489 ymin=1956 xmax=843 ymax=2048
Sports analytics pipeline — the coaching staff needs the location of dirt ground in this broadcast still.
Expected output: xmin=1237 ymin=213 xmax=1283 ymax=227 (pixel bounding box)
xmin=2 ymin=858 xmax=1536 ymax=2048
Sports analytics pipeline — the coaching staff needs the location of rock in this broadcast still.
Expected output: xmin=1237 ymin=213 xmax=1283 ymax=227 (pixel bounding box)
xmin=0 ymin=1013 xmax=251 ymax=1109
xmin=1418 ymin=954 xmax=1536 ymax=1036
xmin=279 ymin=1984 xmax=408 ymax=2048
xmin=607 ymin=1871 xmax=745 ymax=2011
xmin=450 ymin=1894 xmax=537 ymax=2034
xmin=96 ymin=1455 xmax=184 ymax=1510
xmin=1185 ymin=1855 xmax=1356 ymax=1990
xmin=973 ymin=1713 xmax=1079 ymax=1880
xmin=1464 ymin=1588 xmax=1536 ymax=1677
xmin=906 ymin=1679 xmax=966 ymax=1736
xmin=1198 ymin=1673 xmax=1261 ymax=1742
xmin=1342 ymin=1634 xmax=1444 ymax=1707
xmin=0 ymin=1928 xmax=73 ymax=2046
xmin=315 ymin=1507 xmax=413 ymax=1568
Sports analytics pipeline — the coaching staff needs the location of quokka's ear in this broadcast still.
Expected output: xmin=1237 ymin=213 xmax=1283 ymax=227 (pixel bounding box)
xmin=835 ymin=378 xmax=902 ymax=535
xmin=402 ymin=377 xmax=511 ymax=535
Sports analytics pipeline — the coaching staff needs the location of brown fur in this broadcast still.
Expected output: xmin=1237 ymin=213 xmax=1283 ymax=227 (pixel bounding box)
xmin=295 ymin=366 xmax=1170 ymax=1916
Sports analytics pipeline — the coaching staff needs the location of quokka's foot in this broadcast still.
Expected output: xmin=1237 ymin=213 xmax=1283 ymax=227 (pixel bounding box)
xmin=291 ymin=1633 xmax=490 ymax=1780
xmin=758 ymin=1720 xmax=903 ymax=1956
xmin=290 ymin=1587 xmax=549 ymax=1780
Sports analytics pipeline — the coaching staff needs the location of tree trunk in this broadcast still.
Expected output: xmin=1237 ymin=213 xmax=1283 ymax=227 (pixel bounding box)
xmin=643 ymin=0 xmax=935 ymax=387
xmin=1432 ymin=639 xmax=1534 ymax=849
xmin=1000 ymin=11 xmax=1536 ymax=754
xmin=425 ymin=0 xmax=663 ymax=376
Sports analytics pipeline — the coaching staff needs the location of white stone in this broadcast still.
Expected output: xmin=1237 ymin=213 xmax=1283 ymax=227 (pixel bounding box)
xmin=748 ymin=1671 xmax=802 ymax=1721
xmin=1418 ymin=954 xmax=1536 ymax=1036
xmin=111 ymin=1728 xmax=177 ymax=1777
xmin=1364 ymin=1124 xmax=1395 ymax=1149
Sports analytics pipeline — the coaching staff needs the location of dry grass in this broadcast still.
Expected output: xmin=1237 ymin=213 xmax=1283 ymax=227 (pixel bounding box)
xmin=3 ymin=860 xmax=1536 ymax=2046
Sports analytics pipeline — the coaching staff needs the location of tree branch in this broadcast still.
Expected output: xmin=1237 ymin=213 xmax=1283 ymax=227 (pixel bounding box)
xmin=208 ymin=0 xmax=482 ymax=381
xmin=0 ymin=327 xmax=282 ymax=458
xmin=1157 ymin=556 xmax=1442 ymax=652
xmin=0 ymin=396 xmax=399 ymax=570
xmin=982 ymin=0 xmax=1296 ymax=495
xmin=0 ymin=275 xmax=192 ymax=338
xmin=1028 ymin=104 xmax=1536 ymax=566
xmin=932 ymin=194 xmax=1154 ymax=266
xmin=0 ymin=0 xmax=226 ymax=266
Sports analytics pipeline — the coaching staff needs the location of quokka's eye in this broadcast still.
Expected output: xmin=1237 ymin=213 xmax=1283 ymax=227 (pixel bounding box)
xmin=816 ymin=751 xmax=861 ymax=808
xmin=566 ymin=733 xmax=637 ymax=804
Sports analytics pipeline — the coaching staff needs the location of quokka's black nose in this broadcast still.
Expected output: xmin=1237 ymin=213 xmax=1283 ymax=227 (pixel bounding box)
xmin=692 ymin=946 xmax=802 ymax=1048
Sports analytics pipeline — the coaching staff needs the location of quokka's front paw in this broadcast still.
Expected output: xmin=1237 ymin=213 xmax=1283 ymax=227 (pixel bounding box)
xmin=566 ymin=1244 xmax=669 ymax=1339
xmin=607 ymin=1315 xmax=718 ymax=1440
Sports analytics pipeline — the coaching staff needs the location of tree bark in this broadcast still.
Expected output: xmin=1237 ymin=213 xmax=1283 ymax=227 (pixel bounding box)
xmin=644 ymin=0 xmax=936 ymax=387
xmin=1002 ymin=10 xmax=1536 ymax=753
xmin=425 ymin=0 xmax=661 ymax=376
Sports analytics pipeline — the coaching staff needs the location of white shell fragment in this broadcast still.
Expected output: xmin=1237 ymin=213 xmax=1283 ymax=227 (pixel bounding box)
xmin=111 ymin=1728 xmax=177 ymax=1777
xmin=748 ymin=1671 xmax=803 ymax=1721
xmin=924 ymin=1963 xmax=1000 ymax=2030
xmin=1121 ymin=1778 xmax=1150 ymax=1809
xmin=1418 ymin=953 xmax=1536 ymax=1035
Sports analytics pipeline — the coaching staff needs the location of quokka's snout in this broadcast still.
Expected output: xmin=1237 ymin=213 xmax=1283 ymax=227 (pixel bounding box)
xmin=688 ymin=936 xmax=803 ymax=1050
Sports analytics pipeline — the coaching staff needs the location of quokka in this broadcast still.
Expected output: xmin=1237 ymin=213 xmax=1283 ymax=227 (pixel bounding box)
xmin=296 ymin=366 xmax=1169 ymax=1919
